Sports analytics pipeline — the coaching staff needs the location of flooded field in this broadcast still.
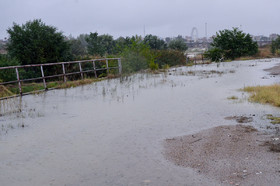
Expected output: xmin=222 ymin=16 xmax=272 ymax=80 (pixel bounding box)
xmin=1 ymin=59 xmax=280 ymax=186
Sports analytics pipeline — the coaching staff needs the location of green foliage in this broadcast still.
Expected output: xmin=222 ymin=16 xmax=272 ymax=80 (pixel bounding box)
xmin=168 ymin=38 xmax=188 ymax=51
xmin=143 ymin=34 xmax=167 ymax=50
xmin=113 ymin=37 xmax=132 ymax=54
xmin=86 ymin=32 xmax=115 ymax=56
xmin=204 ymin=48 xmax=223 ymax=62
xmin=0 ymin=55 xmax=20 ymax=82
xmin=149 ymin=60 xmax=159 ymax=71
xmin=162 ymin=64 xmax=170 ymax=69
xmin=68 ymin=34 xmax=88 ymax=59
xmin=120 ymin=36 xmax=153 ymax=73
xmin=154 ymin=50 xmax=186 ymax=67
xmin=271 ymin=36 xmax=280 ymax=55
xmin=208 ymin=28 xmax=258 ymax=61
xmin=7 ymin=19 xmax=71 ymax=65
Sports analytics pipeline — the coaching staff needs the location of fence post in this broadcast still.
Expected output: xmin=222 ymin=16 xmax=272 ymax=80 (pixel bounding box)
xmin=40 ymin=65 xmax=47 ymax=90
xmin=93 ymin=60 xmax=97 ymax=78
xmin=62 ymin=63 xmax=66 ymax=82
xmin=105 ymin=59 xmax=109 ymax=74
xmin=118 ymin=58 xmax=122 ymax=75
xmin=78 ymin=62 xmax=83 ymax=79
xmin=15 ymin=67 xmax=22 ymax=95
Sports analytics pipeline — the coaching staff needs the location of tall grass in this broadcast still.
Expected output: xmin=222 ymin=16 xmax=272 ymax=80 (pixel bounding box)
xmin=243 ymin=84 xmax=280 ymax=107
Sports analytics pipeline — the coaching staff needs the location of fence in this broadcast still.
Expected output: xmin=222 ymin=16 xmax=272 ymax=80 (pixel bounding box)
xmin=0 ymin=58 xmax=122 ymax=96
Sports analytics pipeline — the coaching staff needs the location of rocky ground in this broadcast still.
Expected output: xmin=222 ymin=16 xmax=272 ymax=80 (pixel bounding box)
xmin=164 ymin=125 xmax=280 ymax=186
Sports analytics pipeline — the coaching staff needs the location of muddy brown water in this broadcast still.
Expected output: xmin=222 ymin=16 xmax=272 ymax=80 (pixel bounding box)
xmin=0 ymin=59 xmax=280 ymax=186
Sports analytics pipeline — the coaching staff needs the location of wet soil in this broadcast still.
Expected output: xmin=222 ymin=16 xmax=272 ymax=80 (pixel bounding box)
xmin=164 ymin=125 xmax=280 ymax=186
xmin=264 ymin=63 xmax=280 ymax=75
xmin=224 ymin=116 xmax=253 ymax=123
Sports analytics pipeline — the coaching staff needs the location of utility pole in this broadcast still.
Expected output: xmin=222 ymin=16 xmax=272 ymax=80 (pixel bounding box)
xmin=205 ymin=22 xmax=207 ymax=40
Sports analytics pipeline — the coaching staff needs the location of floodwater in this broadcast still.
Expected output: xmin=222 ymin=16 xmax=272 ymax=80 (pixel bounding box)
xmin=0 ymin=59 xmax=280 ymax=186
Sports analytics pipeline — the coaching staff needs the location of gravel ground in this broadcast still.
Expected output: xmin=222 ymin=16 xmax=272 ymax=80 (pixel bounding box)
xmin=164 ymin=125 xmax=280 ymax=186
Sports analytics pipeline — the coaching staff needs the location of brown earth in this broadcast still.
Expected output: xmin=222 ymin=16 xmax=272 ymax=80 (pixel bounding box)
xmin=164 ymin=125 xmax=280 ymax=186
xmin=264 ymin=63 xmax=280 ymax=75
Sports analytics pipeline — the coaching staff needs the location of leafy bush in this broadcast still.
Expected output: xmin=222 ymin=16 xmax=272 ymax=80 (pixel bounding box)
xmin=120 ymin=36 xmax=152 ymax=73
xmin=204 ymin=48 xmax=223 ymax=62
xmin=0 ymin=55 xmax=20 ymax=82
xmin=207 ymin=28 xmax=258 ymax=61
xmin=168 ymin=39 xmax=188 ymax=51
xmin=271 ymin=36 xmax=280 ymax=55
xmin=154 ymin=50 xmax=186 ymax=67
xmin=149 ymin=60 xmax=159 ymax=71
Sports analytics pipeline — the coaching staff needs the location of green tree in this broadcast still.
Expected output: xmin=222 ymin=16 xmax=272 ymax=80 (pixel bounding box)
xmin=69 ymin=37 xmax=88 ymax=58
xmin=143 ymin=34 xmax=167 ymax=50
xmin=113 ymin=37 xmax=132 ymax=54
xmin=208 ymin=28 xmax=258 ymax=61
xmin=271 ymin=35 xmax=280 ymax=55
xmin=86 ymin=32 xmax=115 ymax=56
xmin=168 ymin=38 xmax=188 ymax=51
xmin=7 ymin=19 xmax=71 ymax=65
xmin=120 ymin=35 xmax=153 ymax=73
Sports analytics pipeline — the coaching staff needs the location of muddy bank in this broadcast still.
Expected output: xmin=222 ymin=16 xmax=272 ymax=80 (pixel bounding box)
xmin=164 ymin=125 xmax=280 ymax=186
xmin=264 ymin=63 xmax=280 ymax=75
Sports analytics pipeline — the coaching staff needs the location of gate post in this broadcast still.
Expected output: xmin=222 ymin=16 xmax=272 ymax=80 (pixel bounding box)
xmin=118 ymin=58 xmax=122 ymax=75
xmin=40 ymin=65 xmax=47 ymax=90
xmin=62 ymin=63 xmax=66 ymax=82
xmin=15 ymin=67 xmax=22 ymax=95
xmin=105 ymin=59 xmax=109 ymax=74
xmin=92 ymin=60 xmax=97 ymax=78
xmin=78 ymin=62 xmax=83 ymax=79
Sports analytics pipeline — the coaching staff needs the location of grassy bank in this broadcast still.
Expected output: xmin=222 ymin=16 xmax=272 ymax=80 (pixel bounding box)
xmin=242 ymin=84 xmax=280 ymax=107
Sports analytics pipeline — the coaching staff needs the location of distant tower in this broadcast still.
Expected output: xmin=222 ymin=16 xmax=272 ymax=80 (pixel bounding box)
xmin=205 ymin=23 xmax=208 ymax=39
xmin=191 ymin=27 xmax=198 ymax=42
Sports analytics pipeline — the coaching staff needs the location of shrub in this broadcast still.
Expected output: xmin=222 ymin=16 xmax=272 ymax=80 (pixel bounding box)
xmin=0 ymin=55 xmax=20 ymax=82
xmin=154 ymin=50 xmax=186 ymax=67
xmin=207 ymin=28 xmax=258 ymax=61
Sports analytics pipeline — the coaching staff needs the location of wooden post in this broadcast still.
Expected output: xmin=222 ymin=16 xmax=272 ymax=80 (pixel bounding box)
xmin=118 ymin=58 xmax=122 ymax=75
xmin=105 ymin=59 xmax=109 ymax=74
xmin=40 ymin=65 xmax=47 ymax=90
xmin=79 ymin=62 xmax=83 ymax=79
xmin=62 ymin=63 xmax=66 ymax=82
xmin=93 ymin=60 xmax=97 ymax=78
xmin=15 ymin=67 xmax=22 ymax=95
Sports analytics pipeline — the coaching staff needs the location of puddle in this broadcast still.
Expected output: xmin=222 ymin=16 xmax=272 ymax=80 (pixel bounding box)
xmin=0 ymin=59 xmax=280 ymax=185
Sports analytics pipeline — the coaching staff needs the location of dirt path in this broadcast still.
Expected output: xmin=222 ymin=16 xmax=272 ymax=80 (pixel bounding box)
xmin=164 ymin=125 xmax=280 ymax=186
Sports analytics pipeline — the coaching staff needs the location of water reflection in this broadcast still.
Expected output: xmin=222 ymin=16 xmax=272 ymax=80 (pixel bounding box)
xmin=1 ymin=59 xmax=280 ymax=185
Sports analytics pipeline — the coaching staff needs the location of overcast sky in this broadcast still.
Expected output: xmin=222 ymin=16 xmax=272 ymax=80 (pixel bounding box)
xmin=1 ymin=0 xmax=280 ymax=39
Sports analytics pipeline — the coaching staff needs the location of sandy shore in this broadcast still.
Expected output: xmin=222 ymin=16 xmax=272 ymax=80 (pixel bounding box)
xmin=164 ymin=125 xmax=280 ymax=186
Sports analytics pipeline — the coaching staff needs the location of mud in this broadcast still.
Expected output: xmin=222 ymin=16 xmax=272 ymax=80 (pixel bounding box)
xmin=264 ymin=63 xmax=280 ymax=75
xmin=164 ymin=125 xmax=280 ymax=186
xmin=224 ymin=116 xmax=253 ymax=123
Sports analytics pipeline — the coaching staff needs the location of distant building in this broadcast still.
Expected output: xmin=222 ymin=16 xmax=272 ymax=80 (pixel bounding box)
xmin=269 ymin=33 xmax=279 ymax=41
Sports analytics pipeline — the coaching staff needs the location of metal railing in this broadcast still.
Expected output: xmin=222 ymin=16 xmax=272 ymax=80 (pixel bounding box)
xmin=0 ymin=58 xmax=122 ymax=96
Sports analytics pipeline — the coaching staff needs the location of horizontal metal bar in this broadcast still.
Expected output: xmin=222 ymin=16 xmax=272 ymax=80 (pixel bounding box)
xmin=0 ymin=58 xmax=120 ymax=70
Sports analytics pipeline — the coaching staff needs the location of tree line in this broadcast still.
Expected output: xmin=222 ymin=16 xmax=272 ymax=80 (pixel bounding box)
xmin=0 ymin=19 xmax=189 ymax=82
xmin=1 ymin=19 xmax=280 ymax=82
